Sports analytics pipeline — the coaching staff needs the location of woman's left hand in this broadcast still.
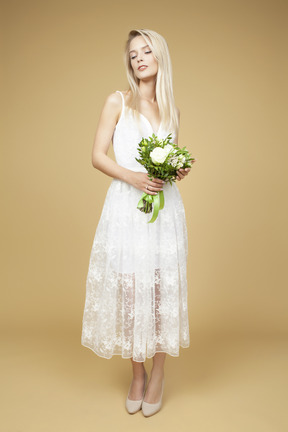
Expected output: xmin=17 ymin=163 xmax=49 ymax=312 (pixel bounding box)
xmin=176 ymin=167 xmax=191 ymax=181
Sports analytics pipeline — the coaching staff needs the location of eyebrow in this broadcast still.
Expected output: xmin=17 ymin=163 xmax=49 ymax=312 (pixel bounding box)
xmin=129 ymin=45 xmax=150 ymax=54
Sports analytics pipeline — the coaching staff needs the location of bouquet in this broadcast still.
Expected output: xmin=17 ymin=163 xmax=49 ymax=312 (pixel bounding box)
xmin=135 ymin=133 xmax=195 ymax=223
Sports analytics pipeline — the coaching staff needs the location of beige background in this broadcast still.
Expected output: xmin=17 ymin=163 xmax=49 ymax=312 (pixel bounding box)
xmin=1 ymin=0 xmax=288 ymax=431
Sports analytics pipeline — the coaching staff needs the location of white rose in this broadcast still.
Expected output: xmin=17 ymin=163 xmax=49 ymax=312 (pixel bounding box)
xmin=150 ymin=147 xmax=168 ymax=164
xmin=163 ymin=144 xmax=173 ymax=156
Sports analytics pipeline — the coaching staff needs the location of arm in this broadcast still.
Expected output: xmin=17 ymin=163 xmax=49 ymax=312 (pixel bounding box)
xmin=91 ymin=92 xmax=164 ymax=195
xmin=91 ymin=92 xmax=130 ymax=181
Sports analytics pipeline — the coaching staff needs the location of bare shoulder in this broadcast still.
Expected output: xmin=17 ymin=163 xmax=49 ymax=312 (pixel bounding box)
xmin=104 ymin=91 xmax=122 ymax=109
xmin=101 ymin=91 xmax=123 ymax=123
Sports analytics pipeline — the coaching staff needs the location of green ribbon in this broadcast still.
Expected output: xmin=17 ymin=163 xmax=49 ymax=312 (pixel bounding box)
xmin=137 ymin=190 xmax=165 ymax=223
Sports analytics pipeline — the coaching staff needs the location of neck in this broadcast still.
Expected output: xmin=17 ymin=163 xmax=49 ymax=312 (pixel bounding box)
xmin=138 ymin=79 xmax=156 ymax=103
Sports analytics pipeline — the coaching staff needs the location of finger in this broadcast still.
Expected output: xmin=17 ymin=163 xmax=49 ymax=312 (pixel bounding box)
xmin=175 ymin=172 xmax=182 ymax=180
xmin=151 ymin=177 xmax=165 ymax=184
xmin=176 ymin=170 xmax=185 ymax=179
xmin=148 ymin=179 xmax=164 ymax=188
xmin=145 ymin=186 xmax=158 ymax=195
xmin=144 ymin=183 xmax=162 ymax=194
xmin=148 ymin=183 xmax=164 ymax=192
xmin=179 ymin=168 xmax=189 ymax=176
xmin=146 ymin=190 xmax=157 ymax=195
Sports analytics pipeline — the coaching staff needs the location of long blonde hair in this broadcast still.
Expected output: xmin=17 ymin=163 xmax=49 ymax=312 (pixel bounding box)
xmin=124 ymin=29 xmax=179 ymax=136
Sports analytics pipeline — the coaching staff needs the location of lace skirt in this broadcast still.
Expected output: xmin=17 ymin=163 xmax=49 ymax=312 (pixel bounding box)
xmin=81 ymin=179 xmax=190 ymax=362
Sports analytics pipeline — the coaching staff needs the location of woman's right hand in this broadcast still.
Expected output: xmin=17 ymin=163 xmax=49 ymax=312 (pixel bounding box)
xmin=128 ymin=172 xmax=165 ymax=195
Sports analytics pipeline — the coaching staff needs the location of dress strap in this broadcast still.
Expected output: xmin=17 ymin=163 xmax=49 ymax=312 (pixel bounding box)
xmin=115 ymin=91 xmax=125 ymax=123
xmin=116 ymin=90 xmax=125 ymax=107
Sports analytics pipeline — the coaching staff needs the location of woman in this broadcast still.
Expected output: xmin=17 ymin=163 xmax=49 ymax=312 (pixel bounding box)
xmin=81 ymin=29 xmax=194 ymax=417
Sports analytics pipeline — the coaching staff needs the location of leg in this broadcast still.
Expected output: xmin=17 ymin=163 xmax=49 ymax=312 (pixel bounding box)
xmin=143 ymin=353 xmax=166 ymax=403
xmin=128 ymin=359 xmax=146 ymax=400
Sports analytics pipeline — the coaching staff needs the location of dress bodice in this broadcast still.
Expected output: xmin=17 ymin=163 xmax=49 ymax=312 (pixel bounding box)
xmin=112 ymin=90 xmax=176 ymax=173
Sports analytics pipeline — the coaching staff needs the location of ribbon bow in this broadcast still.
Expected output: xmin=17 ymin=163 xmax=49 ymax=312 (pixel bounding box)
xmin=137 ymin=190 xmax=165 ymax=223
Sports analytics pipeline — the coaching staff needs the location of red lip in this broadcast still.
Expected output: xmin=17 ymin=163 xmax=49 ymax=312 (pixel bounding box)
xmin=138 ymin=65 xmax=148 ymax=70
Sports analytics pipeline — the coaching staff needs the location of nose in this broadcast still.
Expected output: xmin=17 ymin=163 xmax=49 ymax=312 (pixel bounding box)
xmin=137 ymin=53 xmax=144 ymax=62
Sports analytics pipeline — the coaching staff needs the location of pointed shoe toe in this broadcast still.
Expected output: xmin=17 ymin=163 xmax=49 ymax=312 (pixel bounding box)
xmin=142 ymin=379 xmax=164 ymax=417
xmin=125 ymin=371 xmax=148 ymax=414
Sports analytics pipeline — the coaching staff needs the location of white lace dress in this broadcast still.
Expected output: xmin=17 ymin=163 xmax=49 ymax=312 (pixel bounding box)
xmin=81 ymin=91 xmax=190 ymax=362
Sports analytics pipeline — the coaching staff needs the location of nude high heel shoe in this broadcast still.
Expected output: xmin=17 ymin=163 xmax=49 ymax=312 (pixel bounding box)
xmin=142 ymin=378 xmax=165 ymax=417
xmin=125 ymin=371 xmax=148 ymax=414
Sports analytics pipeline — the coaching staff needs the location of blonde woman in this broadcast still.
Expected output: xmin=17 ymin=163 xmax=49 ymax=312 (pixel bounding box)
xmin=81 ymin=29 xmax=194 ymax=417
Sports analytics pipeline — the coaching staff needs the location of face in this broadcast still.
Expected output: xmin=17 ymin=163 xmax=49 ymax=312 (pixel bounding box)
xmin=129 ymin=35 xmax=158 ymax=80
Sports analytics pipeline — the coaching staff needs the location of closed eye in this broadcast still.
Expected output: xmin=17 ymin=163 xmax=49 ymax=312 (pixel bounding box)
xmin=130 ymin=50 xmax=152 ymax=60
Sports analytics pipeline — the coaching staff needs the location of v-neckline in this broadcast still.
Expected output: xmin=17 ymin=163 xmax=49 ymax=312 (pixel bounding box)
xmin=137 ymin=111 xmax=162 ymax=136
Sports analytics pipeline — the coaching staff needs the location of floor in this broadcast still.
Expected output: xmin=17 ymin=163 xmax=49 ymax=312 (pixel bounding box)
xmin=2 ymin=328 xmax=287 ymax=432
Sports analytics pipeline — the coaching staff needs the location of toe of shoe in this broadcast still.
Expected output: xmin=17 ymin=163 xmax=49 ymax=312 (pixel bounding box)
xmin=142 ymin=401 xmax=162 ymax=417
xmin=126 ymin=398 xmax=143 ymax=414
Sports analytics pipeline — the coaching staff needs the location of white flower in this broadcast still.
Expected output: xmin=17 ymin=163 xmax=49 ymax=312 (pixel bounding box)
xmin=176 ymin=162 xmax=184 ymax=169
xmin=168 ymin=155 xmax=178 ymax=167
xmin=150 ymin=147 xmax=168 ymax=164
xmin=163 ymin=144 xmax=173 ymax=156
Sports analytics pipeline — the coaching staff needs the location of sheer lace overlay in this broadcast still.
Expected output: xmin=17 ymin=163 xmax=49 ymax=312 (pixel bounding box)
xmin=81 ymin=91 xmax=190 ymax=362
